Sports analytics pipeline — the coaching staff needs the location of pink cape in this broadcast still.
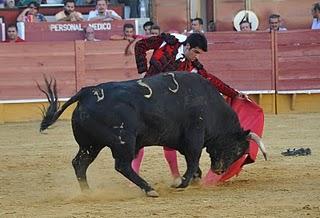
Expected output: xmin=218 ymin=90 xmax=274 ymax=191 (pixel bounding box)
xmin=202 ymin=97 xmax=264 ymax=185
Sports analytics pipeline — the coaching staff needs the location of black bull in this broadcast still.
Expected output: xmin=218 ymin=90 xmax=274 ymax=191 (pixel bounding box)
xmin=39 ymin=72 xmax=266 ymax=197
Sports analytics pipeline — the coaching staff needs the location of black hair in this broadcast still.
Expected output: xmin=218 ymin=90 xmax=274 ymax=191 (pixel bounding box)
xmin=63 ymin=0 xmax=76 ymax=6
xmin=269 ymin=14 xmax=280 ymax=20
xmin=27 ymin=1 xmax=40 ymax=9
xmin=191 ymin=17 xmax=203 ymax=25
xmin=184 ymin=33 xmax=207 ymax=52
xmin=143 ymin=21 xmax=154 ymax=30
xmin=312 ymin=2 xmax=320 ymax=12
xmin=7 ymin=23 xmax=18 ymax=31
xmin=239 ymin=20 xmax=252 ymax=29
xmin=123 ymin=23 xmax=134 ymax=31
xmin=96 ymin=0 xmax=108 ymax=4
xmin=151 ymin=24 xmax=160 ymax=31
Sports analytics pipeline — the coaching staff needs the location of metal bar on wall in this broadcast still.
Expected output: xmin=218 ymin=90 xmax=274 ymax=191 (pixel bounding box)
xmin=74 ymin=40 xmax=85 ymax=91
xmin=271 ymin=30 xmax=278 ymax=114
xmin=245 ymin=0 xmax=251 ymax=10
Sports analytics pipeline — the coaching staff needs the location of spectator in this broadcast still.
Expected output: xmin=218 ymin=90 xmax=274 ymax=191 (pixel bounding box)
xmin=87 ymin=0 xmax=122 ymax=21
xmin=268 ymin=14 xmax=287 ymax=31
xmin=311 ymin=2 xmax=320 ymax=29
xmin=110 ymin=23 xmax=137 ymax=41
xmin=239 ymin=20 xmax=251 ymax=31
xmin=237 ymin=13 xmax=252 ymax=32
xmin=5 ymin=0 xmax=15 ymax=8
xmin=55 ymin=0 xmax=83 ymax=22
xmin=110 ymin=23 xmax=144 ymax=55
xmin=83 ymin=26 xmax=100 ymax=41
xmin=142 ymin=21 xmax=153 ymax=35
xmin=150 ymin=24 xmax=160 ymax=36
xmin=4 ymin=24 xmax=24 ymax=42
xmin=189 ymin=17 xmax=204 ymax=33
xmin=207 ymin=20 xmax=215 ymax=32
xmin=122 ymin=23 xmax=135 ymax=41
xmin=16 ymin=2 xmax=47 ymax=22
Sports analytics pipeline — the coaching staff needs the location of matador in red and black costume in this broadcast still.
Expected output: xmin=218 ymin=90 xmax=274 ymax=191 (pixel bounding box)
xmin=132 ymin=32 xmax=264 ymax=186
xmin=135 ymin=33 xmax=240 ymax=97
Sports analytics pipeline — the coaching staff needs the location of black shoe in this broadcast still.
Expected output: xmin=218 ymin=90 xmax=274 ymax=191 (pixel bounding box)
xmin=281 ymin=148 xmax=296 ymax=156
xmin=305 ymin=148 xmax=312 ymax=155
xmin=281 ymin=148 xmax=312 ymax=156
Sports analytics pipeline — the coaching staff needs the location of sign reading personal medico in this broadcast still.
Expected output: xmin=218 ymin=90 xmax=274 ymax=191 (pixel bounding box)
xmin=25 ymin=20 xmax=135 ymax=42
xmin=49 ymin=22 xmax=112 ymax=32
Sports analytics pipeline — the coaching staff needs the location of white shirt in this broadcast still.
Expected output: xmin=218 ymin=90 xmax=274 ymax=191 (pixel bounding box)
xmin=84 ymin=38 xmax=101 ymax=41
xmin=266 ymin=27 xmax=287 ymax=32
xmin=87 ymin=9 xmax=122 ymax=21
xmin=188 ymin=29 xmax=205 ymax=34
xmin=311 ymin=18 xmax=320 ymax=29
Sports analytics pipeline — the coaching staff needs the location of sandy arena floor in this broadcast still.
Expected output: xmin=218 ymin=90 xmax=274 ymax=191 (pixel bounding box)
xmin=1 ymin=113 xmax=320 ymax=218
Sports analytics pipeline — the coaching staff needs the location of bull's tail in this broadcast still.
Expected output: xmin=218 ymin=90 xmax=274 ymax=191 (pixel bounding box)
xmin=38 ymin=77 xmax=88 ymax=132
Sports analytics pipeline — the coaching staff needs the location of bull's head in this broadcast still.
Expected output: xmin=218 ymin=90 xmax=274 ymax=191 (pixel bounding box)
xmin=207 ymin=130 xmax=267 ymax=175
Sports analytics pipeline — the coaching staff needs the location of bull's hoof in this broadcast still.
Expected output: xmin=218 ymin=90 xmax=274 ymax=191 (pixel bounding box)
xmin=191 ymin=176 xmax=201 ymax=184
xmin=81 ymin=189 xmax=92 ymax=196
xmin=146 ymin=190 xmax=159 ymax=197
xmin=193 ymin=169 xmax=202 ymax=180
xmin=170 ymin=177 xmax=182 ymax=188
xmin=79 ymin=182 xmax=90 ymax=192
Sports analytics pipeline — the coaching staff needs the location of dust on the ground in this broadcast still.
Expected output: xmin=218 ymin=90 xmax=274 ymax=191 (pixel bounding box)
xmin=0 ymin=114 xmax=320 ymax=218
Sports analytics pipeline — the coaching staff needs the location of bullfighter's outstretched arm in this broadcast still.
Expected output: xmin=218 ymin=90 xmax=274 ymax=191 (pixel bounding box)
xmin=192 ymin=60 xmax=239 ymax=98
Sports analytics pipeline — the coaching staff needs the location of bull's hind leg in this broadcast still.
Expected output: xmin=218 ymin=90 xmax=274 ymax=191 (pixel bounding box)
xmin=72 ymin=145 xmax=104 ymax=191
xmin=71 ymin=119 xmax=105 ymax=191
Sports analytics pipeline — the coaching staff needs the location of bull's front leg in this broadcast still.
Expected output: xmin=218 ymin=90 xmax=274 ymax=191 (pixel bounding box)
xmin=177 ymin=160 xmax=200 ymax=188
xmin=176 ymin=149 xmax=202 ymax=188
xmin=114 ymin=158 xmax=159 ymax=197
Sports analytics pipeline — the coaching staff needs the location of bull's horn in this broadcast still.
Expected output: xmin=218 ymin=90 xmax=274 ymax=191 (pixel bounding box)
xmin=248 ymin=132 xmax=267 ymax=161
xmin=167 ymin=72 xmax=179 ymax=93
xmin=137 ymin=79 xmax=152 ymax=98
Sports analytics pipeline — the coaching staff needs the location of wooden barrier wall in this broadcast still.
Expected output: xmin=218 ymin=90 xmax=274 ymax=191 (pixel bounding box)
xmin=1 ymin=30 xmax=320 ymax=123
xmin=276 ymin=30 xmax=320 ymax=92
xmin=275 ymin=29 xmax=320 ymax=113
xmin=0 ymin=40 xmax=139 ymax=100
xmin=202 ymin=31 xmax=274 ymax=92
xmin=0 ymin=41 xmax=76 ymax=100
